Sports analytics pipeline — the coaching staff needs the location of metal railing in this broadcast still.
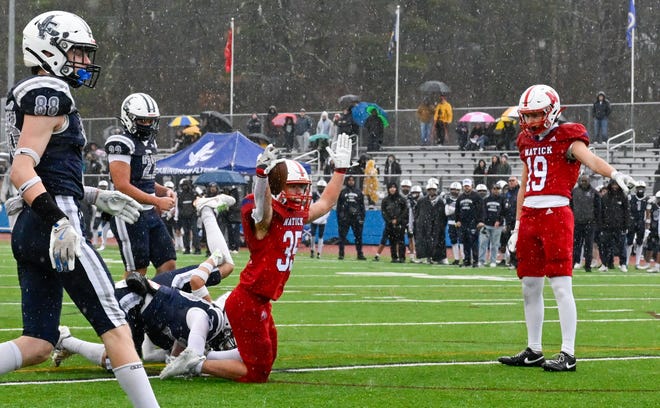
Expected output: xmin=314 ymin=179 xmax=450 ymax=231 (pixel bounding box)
xmin=606 ymin=128 xmax=635 ymax=162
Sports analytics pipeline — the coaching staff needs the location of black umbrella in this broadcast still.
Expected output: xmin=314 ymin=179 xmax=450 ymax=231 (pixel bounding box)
xmin=418 ymin=81 xmax=451 ymax=94
xmin=247 ymin=133 xmax=272 ymax=145
xmin=200 ymin=111 xmax=233 ymax=133
xmin=337 ymin=94 xmax=360 ymax=106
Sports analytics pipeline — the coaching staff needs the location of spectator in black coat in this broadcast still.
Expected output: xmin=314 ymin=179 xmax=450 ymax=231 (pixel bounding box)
xmin=380 ymin=182 xmax=409 ymax=263
xmin=336 ymin=176 xmax=366 ymax=260
xmin=413 ymin=180 xmax=447 ymax=264
xmin=592 ymin=91 xmax=611 ymax=144
xmin=364 ymin=109 xmax=384 ymax=151
xmin=570 ymin=175 xmax=601 ymax=272
xmin=383 ymin=154 xmax=402 ymax=187
xmin=599 ymin=179 xmax=630 ymax=272
xmin=473 ymin=159 xmax=487 ymax=187
xmin=246 ymin=113 xmax=262 ymax=134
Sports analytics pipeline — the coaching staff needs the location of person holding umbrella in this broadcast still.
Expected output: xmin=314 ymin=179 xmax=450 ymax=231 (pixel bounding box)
xmin=433 ymin=95 xmax=453 ymax=145
xmin=365 ymin=109 xmax=384 ymax=151
xmin=416 ymin=98 xmax=435 ymax=146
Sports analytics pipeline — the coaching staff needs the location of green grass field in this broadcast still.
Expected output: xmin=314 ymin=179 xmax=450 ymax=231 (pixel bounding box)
xmin=0 ymin=241 xmax=658 ymax=407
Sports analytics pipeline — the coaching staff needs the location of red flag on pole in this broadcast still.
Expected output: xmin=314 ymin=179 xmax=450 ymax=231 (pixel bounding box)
xmin=224 ymin=28 xmax=233 ymax=73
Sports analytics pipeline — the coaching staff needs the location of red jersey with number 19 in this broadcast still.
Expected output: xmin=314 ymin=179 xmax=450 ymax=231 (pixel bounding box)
xmin=517 ymin=123 xmax=590 ymax=200
xmin=239 ymin=194 xmax=308 ymax=301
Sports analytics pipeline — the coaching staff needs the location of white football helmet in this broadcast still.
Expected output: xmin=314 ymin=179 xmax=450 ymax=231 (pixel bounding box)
xmin=269 ymin=159 xmax=312 ymax=211
xmin=476 ymin=184 xmax=488 ymax=192
xmin=450 ymin=182 xmax=461 ymax=190
xmin=98 ymin=180 xmax=108 ymax=189
xmin=410 ymin=185 xmax=422 ymax=194
xmin=164 ymin=181 xmax=175 ymax=189
xmin=400 ymin=179 xmax=412 ymax=187
xmin=518 ymin=84 xmax=563 ymax=136
xmin=316 ymin=179 xmax=328 ymax=188
xmin=120 ymin=93 xmax=160 ymax=140
xmin=23 ymin=11 xmax=100 ymax=88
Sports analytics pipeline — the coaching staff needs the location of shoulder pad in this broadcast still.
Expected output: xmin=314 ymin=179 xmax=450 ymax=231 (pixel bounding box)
xmin=105 ymin=134 xmax=135 ymax=155
xmin=13 ymin=76 xmax=75 ymax=116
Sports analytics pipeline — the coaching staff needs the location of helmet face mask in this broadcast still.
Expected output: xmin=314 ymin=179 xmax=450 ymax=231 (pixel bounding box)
xmin=120 ymin=93 xmax=160 ymax=140
xmin=23 ymin=11 xmax=101 ymax=88
xmin=518 ymin=84 xmax=562 ymax=137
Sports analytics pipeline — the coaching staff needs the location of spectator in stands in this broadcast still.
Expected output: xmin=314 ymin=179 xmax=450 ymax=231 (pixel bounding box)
xmin=383 ymin=154 xmax=402 ymax=187
xmin=499 ymin=153 xmax=512 ymax=178
xmin=501 ymin=120 xmax=517 ymax=150
xmin=264 ymin=105 xmax=280 ymax=146
xmin=365 ymin=109 xmax=384 ymax=151
xmin=570 ymin=175 xmax=600 ymax=272
xmin=295 ymin=108 xmax=313 ymax=153
xmin=316 ymin=111 xmax=333 ymax=136
xmin=592 ymin=91 xmax=611 ymax=144
xmin=473 ymin=159 xmax=487 ymax=187
xmin=486 ymin=155 xmax=501 ymax=189
xmin=456 ymin=122 xmax=469 ymax=150
xmin=433 ymin=95 xmax=453 ymax=145
xmin=246 ymin=113 xmax=262 ymax=134
xmin=283 ymin=116 xmax=295 ymax=152
xmin=469 ymin=124 xmax=487 ymax=151
xmin=417 ymin=99 xmax=435 ymax=146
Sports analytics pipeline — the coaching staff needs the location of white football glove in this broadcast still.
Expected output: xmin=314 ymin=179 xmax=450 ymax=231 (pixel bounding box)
xmin=611 ymin=170 xmax=637 ymax=195
xmin=95 ymin=190 xmax=142 ymax=224
xmin=507 ymin=220 xmax=520 ymax=253
xmin=326 ymin=133 xmax=353 ymax=169
xmin=256 ymin=144 xmax=284 ymax=174
xmin=49 ymin=218 xmax=82 ymax=272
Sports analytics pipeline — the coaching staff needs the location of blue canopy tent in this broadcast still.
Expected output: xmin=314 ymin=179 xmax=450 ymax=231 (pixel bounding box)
xmin=156 ymin=131 xmax=310 ymax=175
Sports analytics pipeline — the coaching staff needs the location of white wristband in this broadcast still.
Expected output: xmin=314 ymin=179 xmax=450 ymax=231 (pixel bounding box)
xmin=191 ymin=268 xmax=209 ymax=283
xmin=192 ymin=286 xmax=210 ymax=299
xmin=18 ymin=176 xmax=42 ymax=197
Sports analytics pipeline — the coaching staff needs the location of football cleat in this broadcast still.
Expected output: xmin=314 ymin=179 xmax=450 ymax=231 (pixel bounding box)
xmin=619 ymin=265 xmax=628 ymax=273
xmin=194 ymin=194 xmax=236 ymax=215
xmin=159 ymin=348 xmax=206 ymax=380
xmin=52 ymin=326 xmax=73 ymax=367
xmin=598 ymin=265 xmax=608 ymax=272
xmin=209 ymin=249 xmax=224 ymax=266
xmin=542 ymin=351 xmax=576 ymax=372
xmin=498 ymin=347 xmax=545 ymax=367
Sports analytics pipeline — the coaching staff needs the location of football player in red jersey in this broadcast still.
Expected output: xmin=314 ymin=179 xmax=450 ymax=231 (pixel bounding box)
xmin=498 ymin=85 xmax=638 ymax=372
xmin=158 ymin=134 xmax=353 ymax=382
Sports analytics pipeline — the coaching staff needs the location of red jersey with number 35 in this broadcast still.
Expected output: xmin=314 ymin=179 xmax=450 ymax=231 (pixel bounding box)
xmin=517 ymin=123 xmax=590 ymax=200
xmin=239 ymin=194 xmax=308 ymax=301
